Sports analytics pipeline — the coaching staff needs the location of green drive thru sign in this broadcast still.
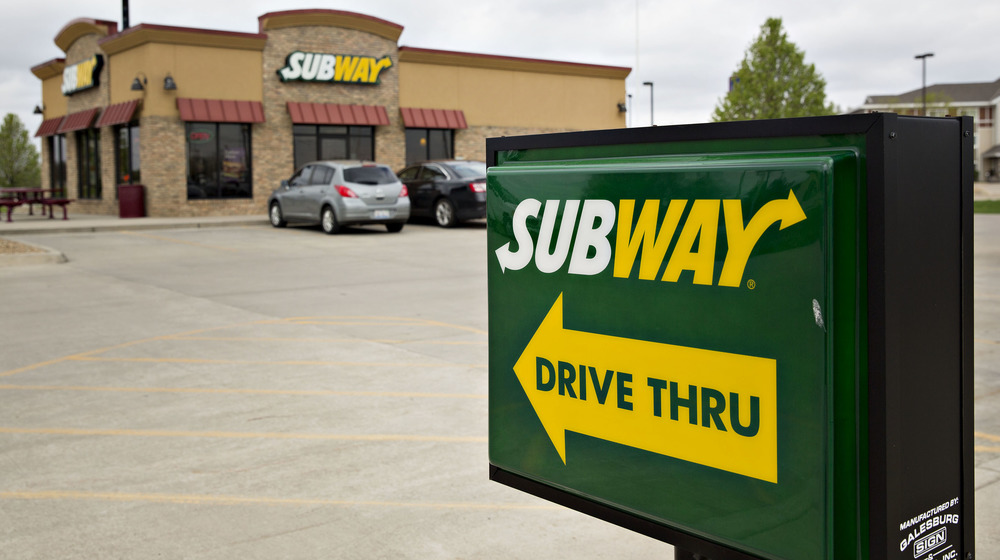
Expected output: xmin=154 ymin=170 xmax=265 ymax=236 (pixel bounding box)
xmin=487 ymin=115 xmax=974 ymax=560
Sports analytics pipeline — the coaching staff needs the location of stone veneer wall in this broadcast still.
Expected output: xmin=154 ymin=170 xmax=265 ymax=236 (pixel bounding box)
xmin=138 ymin=115 xmax=261 ymax=217
xmin=256 ymin=24 xmax=403 ymax=214
xmin=39 ymin=140 xmax=51 ymax=191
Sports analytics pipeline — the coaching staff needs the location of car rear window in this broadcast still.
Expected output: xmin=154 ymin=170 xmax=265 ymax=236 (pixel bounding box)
xmin=344 ymin=166 xmax=397 ymax=185
xmin=450 ymin=162 xmax=487 ymax=179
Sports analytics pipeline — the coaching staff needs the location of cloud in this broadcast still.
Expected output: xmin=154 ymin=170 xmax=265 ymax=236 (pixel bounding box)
xmin=4 ymin=0 xmax=998 ymax=132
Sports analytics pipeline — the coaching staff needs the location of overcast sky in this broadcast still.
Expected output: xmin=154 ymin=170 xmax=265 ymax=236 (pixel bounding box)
xmin=4 ymin=0 xmax=999 ymax=140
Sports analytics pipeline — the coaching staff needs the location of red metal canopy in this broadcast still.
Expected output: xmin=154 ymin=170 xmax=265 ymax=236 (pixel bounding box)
xmin=400 ymin=107 xmax=467 ymax=129
xmin=35 ymin=117 xmax=65 ymax=137
xmin=95 ymin=99 xmax=140 ymax=128
xmin=177 ymin=98 xmax=265 ymax=123
xmin=287 ymin=102 xmax=389 ymax=126
xmin=57 ymin=108 xmax=100 ymax=133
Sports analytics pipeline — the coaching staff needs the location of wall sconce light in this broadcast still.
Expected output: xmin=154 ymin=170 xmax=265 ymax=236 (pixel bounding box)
xmin=131 ymin=72 xmax=147 ymax=91
xmin=163 ymin=73 xmax=177 ymax=91
xmin=33 ymin=105 xmax=44 ymax=114
xmin=617 ymin=102 xmax=627 ymax=113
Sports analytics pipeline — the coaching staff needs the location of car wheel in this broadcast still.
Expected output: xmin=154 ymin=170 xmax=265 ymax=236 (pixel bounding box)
xmin=386 ymin=223 xmax=404 ymax=233
xmin=269 ymin=202 xmax=287 ymax=228
xmin=434 ymin=198 xmax=456 ymax=228
xmin=321 ymin=206 xmax=340 ymax=234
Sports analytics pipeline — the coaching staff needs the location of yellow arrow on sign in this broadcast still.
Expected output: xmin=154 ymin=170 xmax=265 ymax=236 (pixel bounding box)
xmin=513 ymin=293 xmax=779 ymax=483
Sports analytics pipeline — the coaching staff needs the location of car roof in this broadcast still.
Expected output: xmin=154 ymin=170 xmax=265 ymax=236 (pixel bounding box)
xmin=410 ymin=160 xmax=485 ymax=166
xmin=311 ymin=160 xmax=391 ymax=168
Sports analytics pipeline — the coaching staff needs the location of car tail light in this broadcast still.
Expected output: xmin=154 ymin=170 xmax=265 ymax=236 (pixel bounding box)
xmin=400 ymin=185 xmax=409 ymax=198
xmin=336 ymin=185 xmax=358 ymax=198
xmin=469 ymin=181 xmax=486 ymax=193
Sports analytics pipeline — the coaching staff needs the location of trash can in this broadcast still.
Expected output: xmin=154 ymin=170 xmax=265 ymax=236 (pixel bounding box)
xmin=118 ymin=184 xmax=145 ymax=218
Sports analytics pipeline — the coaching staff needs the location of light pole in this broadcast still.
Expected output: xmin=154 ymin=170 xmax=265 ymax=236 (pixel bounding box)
xmin=915 ymin=53 xmax=934 ymax=116
xmin=643 ymin=81 xmax=654 ymax=126
xmin=627 ymin=93 xmax=632 ymax=128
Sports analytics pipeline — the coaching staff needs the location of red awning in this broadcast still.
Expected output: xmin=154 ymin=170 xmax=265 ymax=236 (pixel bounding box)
xmin=35 ymin=117 xmax=65 ymax=137
xmin=400 ymin=107 xmax=467 ymax=129
xmin=57 ymin=108 xmax=100 ymax=133
xmin=177 ymin=98 xmax=265 ymax=123
xmin=287 ymin=102 xmax=389 ymax=126
xmin=95 ymin=99 xmax=140 ymax=128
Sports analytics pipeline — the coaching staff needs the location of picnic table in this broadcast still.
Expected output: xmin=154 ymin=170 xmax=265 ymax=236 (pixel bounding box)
xmin=0 ymin=187 xmax=49 ymax=216
xmin=0 ymin=198 xmax=22 ymax=222
xmin=0 ymin=188 xmax=74 ymax=221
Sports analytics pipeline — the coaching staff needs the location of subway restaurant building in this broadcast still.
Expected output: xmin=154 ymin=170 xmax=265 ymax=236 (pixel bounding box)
xmin=31 ymin=10 xmax=630 ymax=217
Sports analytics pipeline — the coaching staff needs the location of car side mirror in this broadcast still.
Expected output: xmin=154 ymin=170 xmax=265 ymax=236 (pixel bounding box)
xmin=281 ymin=179 xmax=289 ymax=189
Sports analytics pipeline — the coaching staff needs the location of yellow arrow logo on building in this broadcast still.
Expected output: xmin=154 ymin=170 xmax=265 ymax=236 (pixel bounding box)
xmin=513 ymin=293 xmax=779 ymax=483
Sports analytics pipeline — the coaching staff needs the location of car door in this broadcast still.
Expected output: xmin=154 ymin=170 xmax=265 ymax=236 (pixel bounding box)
xmin=300 ymin=164 xmax=333 ymax=219
xmin=414 ymin=165 xmax=446 ymax=215
xmin=397 ymin=166 xmax=428 ymax=216
xmin=281 ymin=165 xmax=314 ymax=218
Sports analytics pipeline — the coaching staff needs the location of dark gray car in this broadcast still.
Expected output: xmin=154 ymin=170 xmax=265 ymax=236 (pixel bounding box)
xmin=268 ymin=161 xmax=410 ymax=234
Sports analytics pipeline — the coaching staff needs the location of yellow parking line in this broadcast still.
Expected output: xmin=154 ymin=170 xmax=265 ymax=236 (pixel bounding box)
xmin=976 ymin=431 xmax=1000 ymax=443
xmin=977 ymin=446 xmax=1000 ymax=453
xmin=66 ymin=356 xmax=486 ymax=368
xmin=975 ymin=338 xmax=1000 ymax=345
xmin=0 ymin=490 xmax=556 ymax=510
xmin=0 ymin=324 xmax=262 ymax=379
xmin=0 ymin=384 xmax=485 ymax=400
xmin=0 ymin=426 xmax=486 ymax=442
xmin=119 ymin=231 xmax=239 ymax=252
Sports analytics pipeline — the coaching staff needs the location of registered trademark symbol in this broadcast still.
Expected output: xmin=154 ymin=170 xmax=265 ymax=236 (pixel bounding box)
xmin=747 ymin=279 xmax=756 ymax=290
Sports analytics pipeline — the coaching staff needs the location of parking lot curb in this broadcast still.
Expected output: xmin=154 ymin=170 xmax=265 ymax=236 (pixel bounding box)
xmin=0 ymin=242 xmax=67 ymax=267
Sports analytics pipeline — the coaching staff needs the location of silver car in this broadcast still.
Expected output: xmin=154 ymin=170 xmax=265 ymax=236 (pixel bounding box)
xmin=268 ymin=161 xmax=410 ymax=234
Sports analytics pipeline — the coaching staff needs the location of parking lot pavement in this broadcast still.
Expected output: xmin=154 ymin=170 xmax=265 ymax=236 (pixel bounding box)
xmin=0 ymin=216 xmax=998 ymax=558
xmin=0 ymin=221 xmax=670 ymax=559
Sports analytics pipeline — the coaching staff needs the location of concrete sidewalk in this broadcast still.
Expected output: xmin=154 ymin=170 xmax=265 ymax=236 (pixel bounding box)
xmin=0 ymin=210 xmax=268 ymax=235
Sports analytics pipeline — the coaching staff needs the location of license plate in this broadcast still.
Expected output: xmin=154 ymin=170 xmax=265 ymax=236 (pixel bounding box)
xmin=373 ymin=210 xmax=391 ymax=220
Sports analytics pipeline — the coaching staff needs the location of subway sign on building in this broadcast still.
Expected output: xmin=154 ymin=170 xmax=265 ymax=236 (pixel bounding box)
xmin=486 ymin=114 xmax=975 ymax=560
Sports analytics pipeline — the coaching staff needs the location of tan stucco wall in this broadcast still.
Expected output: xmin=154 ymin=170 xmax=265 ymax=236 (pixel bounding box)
xmin=39 ymin=77 xmax=68 ymax=119
xmin=107 ymin=43 xmax=263 ymax=114
xmin=399 ymin=62 xmax=627 ymax=131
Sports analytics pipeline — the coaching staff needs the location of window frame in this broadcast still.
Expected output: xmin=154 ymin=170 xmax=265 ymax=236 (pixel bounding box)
xmin=49 ymin=134 xmax=67 ymax=198
xmin=115 ymin=121 xmax=141 ymax=189
xmin=185 ymin=122 xmax=253 ymax=200
xmin=405 ymin=128 xmax=454 ymax=165
xmin=292 ymin=125 xmax=375 ymax=169
xmin=76 ymin=128 xmax=101 ymax=200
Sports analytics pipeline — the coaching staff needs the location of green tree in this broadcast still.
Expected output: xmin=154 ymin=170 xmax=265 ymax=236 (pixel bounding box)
xmin=0 ymin=113 xmax=41 ymax=187
xmin=712 ymin=18 xmax=837 ymax=122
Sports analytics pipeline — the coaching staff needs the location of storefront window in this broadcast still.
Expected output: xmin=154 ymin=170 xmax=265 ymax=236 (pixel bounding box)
xmin=116 ymin=122 xmax=141 ymax=186
xmin=76 ymin=129 xmax=101 ymax=199
xmin=293 ymin=125 xmax=373 ymax=169
xmin=405 ymin=129 xmax=453 ymax=165
xmin=185 ymin=123 xmax=252 ymax=199
xmin=49 ymin=134 xmax=67 ymax=197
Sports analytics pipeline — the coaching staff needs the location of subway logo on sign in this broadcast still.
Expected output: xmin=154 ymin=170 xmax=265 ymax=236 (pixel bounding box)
xmin=494 ymin=190 xmax=806 ymax=288
xmin=277 ymin=51 xmax=392 ymax=84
